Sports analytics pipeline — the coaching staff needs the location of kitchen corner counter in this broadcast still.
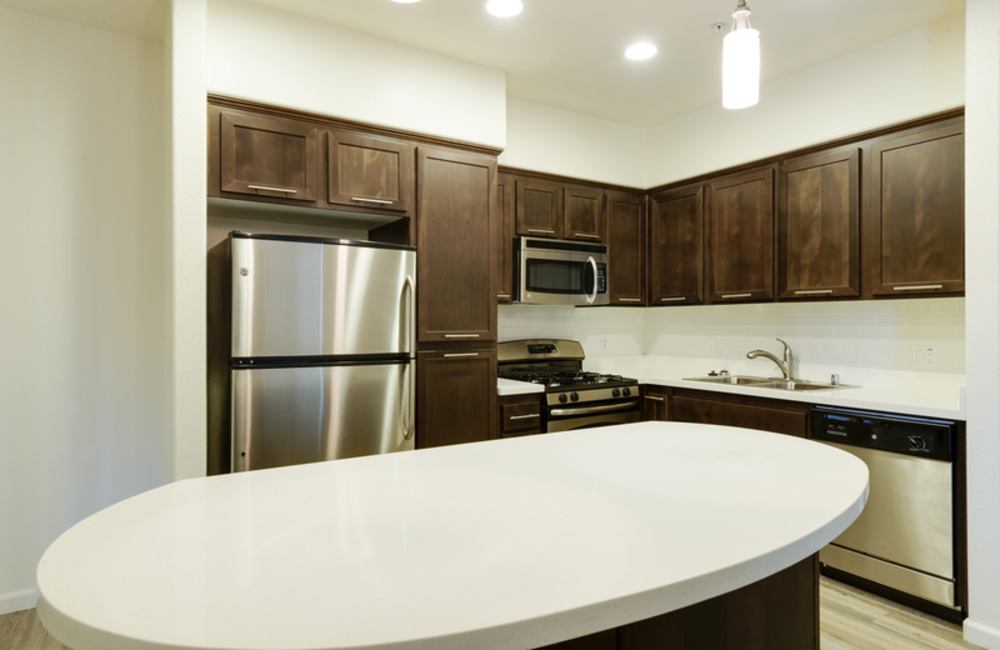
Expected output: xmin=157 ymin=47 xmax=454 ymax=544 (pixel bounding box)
xmin=37 ymin=423 xmax=868 ymax=650
xmin=497 ymin=377 xmax=546 ymax=396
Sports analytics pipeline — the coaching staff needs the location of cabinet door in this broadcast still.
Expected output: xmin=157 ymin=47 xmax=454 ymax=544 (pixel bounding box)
xmin=516 ymin=178 xmax=564 ymax=238
xmin=649 ymin=184 xmax=705 ymax=306
xmin=564 ymin=185 xmax=606 ymax=242
xmin=496 ymin=173 xmax=516 ymax=303
xmin=327 ymin=130 xmax=415 ymax=214
xmin=706 ymin=167 xmax=775 ymax=303
xmin=217 ymin=109 xmax=319 ymax=202
xmin=778 ymin=146 xmax=860 ymax=300
xmin=607 ymin=191 xmax=646 ymax=306
xmin=668 ymin=389 xmax=809 ymax=437
xmin=417 ymin=349 xmax=497 ymax=448
xmin=417 ymin=148 xmax=498 ymax=343
xmin=864 ymin=118 xmax=965 ymax=297
xmin=642 ymin=386 xmax=669 ymax=421
xmin=499 ymin=395 xmax=544 ymax=436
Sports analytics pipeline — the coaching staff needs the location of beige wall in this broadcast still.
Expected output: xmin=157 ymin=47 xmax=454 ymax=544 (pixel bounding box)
xmin=0 ymin=6 xmax=171 ymax=613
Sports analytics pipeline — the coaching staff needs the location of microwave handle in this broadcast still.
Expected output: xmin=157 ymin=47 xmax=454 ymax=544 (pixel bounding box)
xmin=586 ymin=256 xmax=598 ymax=305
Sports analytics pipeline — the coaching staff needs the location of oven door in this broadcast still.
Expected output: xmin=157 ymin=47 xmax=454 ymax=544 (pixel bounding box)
xmin=517 ymin=238 xmax=609 ymax=306
xmin=547 ymin=402 xmax=640 ymax=432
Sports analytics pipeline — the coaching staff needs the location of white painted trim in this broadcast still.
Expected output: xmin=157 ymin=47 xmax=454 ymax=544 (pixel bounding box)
xmin=965 ymin=618 xmax=1000 ymax=649
xmin=0 ymin=588 xmax=38 ymax=616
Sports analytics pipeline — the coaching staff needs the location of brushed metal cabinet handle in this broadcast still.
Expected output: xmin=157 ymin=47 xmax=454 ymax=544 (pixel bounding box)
xmin=352 ymin=197 xmax=394 ymax=205
xmin=721 ymin=293 xmax=753 ymax=299
xmin=794 ymin=289 xmax=834 ymax=296
xmin=660 ymin=297 xmax=686 ymax=303
xmin=573 ymin=233 xmax=601 ymax=240
xmin=618 ymin=298 xmax=642 ymax=303
xmin=509 ymin=414 xmax=540 ymax=420
xmin=527 ymin=229 xmax=556 ymax=235
xmin=248 ymin=184 xmax=297 ymax=194
xmin=644 ymin=395 xmax=666 ymax=402
xmin=443 ymin=353 xmax=480 ymax=359
xmin=444 ymin=334 xmax=481 ymax=339
xmin=497 ymin=293 xmax=512 ymax=299
xmin=893 ymin=284 xmax=944 ymax=291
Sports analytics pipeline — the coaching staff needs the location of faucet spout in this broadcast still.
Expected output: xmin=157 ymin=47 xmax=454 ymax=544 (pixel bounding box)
xmin=746 ymin=338 xmax=794 ymax=381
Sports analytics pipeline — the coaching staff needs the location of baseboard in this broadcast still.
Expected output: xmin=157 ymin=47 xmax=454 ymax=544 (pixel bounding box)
xmin=0 ymin=588 xmax=38 ymax=616
xmin=965 ymin=618 xmax=1000 ymax=649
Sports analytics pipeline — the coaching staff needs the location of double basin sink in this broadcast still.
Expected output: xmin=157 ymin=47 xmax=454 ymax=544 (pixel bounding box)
xmin=684 ymin=375 xmax=841 ymax=392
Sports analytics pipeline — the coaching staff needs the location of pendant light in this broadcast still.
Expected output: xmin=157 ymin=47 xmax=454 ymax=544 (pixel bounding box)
xmin=722 ymin=0 xmax=760 ymax=110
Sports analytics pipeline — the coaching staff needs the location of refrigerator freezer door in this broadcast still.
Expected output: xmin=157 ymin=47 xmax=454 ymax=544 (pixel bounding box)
xmin=231 ymin=361 xmax=415 ymax=471
xmin=232 ymin=237 xmax=416 ymax=358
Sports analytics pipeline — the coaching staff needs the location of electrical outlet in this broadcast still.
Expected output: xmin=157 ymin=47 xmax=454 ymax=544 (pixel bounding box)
xmin=913 ymin=345 xmax=938 ymax=370
xmin=600 ymin=336 xmax=609 ymax=352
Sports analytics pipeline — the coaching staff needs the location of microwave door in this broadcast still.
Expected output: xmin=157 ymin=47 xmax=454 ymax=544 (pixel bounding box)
xmin=520 ymin=255 xmax=607 ymax=306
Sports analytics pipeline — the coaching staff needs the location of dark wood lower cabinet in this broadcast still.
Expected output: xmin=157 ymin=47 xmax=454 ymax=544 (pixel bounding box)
xmin=541 ymin=556 xmax=819 ymax=650
xmin=669 ymin=388 xmax=810 ymax=437
xmin=499 ymin=394 xmax=545 ymax=437
xmin=641 ymin=386 xmax=670 ymax=421
xmin=416 ymin=349 xmax=497 ymax=449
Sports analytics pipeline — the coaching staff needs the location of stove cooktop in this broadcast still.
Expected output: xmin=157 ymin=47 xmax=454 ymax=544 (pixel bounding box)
xmin=499 ymin=370 xmax=637 ymax=392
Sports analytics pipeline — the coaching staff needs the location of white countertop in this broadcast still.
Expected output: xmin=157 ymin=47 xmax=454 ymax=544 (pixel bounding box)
xmin=37 ymin=422 xmax=868 ymax=650
xmin=584 ymin=356 xmax=967 ymax=421
xmin=497 ymin=377 xmax=546 ymax=396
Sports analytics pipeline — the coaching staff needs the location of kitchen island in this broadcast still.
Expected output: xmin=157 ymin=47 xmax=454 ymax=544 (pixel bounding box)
xmin=37 ymin=422 xmax=868 ymax=650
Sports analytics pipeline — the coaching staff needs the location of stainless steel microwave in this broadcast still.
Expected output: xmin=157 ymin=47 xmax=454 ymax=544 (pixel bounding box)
xmin=514 ymin=237 xmax=609 ymax=306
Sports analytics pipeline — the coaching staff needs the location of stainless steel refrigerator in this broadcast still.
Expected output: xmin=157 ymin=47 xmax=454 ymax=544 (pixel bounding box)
xmin=208 ymin=232 xmax=415 ymax=473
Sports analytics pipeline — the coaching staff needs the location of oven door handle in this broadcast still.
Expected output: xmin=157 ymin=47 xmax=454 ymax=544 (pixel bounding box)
xmin=586 ymin=256 xmax=598 ymax=305
xmin=550 ymin=401 xmax=638 ymax=417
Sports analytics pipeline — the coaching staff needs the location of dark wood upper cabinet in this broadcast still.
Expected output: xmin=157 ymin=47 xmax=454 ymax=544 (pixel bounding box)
xmin=706 ymin=166 xmax=776 ymax=303
xmin=863 ymin=118 xmax=965 ymax=298
xmin=516 ymin=178 xmax=565 ymax=238
xmin=778 ymin=146 xmax=861 ymax=300
xmin=648 ymin=184 xmax=705 ymax=306
xmin=216 ymin=109 xmax=320 ymax=202
xmin=496 ymin=173 xmax=516 ymax=303
xmin=327 ymin=130 xmax=415 ymax=215
xmin=607 ymin=191 xmax=646 ymax=305
xmin=417 ymin=147 xmax=497 ymax=343
xmin=564 ymin=185 xmax=606 ymax=242
xmin=417 ymin=349 xmax=497 ymax=449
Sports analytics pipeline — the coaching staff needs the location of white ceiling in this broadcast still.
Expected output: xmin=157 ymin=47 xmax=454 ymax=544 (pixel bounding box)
xmin=252 ymin=0 xmax=963 ymax=127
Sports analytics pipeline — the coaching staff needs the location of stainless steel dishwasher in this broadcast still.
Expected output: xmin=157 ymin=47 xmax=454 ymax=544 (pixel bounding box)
xmin=809 ymin=407 xmax=960 ymax=614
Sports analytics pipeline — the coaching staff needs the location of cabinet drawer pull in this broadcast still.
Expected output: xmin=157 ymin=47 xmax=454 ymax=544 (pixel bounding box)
xmin=659 ymin=297 xmax=686 ymax=303
xmin=443 ymin=353 xmax=479 ymax=359
xmin=893 ymin=284 xmax=944 ymax=292
xmin=618 ymin=298 xmax=642 ymax=303
xmin=794 ymin=289 xmax=834 ymax=296
xmin=721 ymin=293 xmax=753 ymax=299
xmin=527 ymin=229 xmax=556 ymax=235
xmin=508 ymin=414 xmax=540 ymax=421
xmin=351 ymin=197 xmax=395 ymax=205
xmin=573 ymin=233 xmax=601 ymax=240
xmin=497 ymin=293 xmax=512 ymax=299
xmin=644 ymin=395 xmax=666 ymax=402
xmin=248 ymin=184 xmax=298 ymax=195
xmin=444 ymin=334 xmax=481 ymax=339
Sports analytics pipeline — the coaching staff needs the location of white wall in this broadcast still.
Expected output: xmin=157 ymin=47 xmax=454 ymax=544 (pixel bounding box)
xmin=499 ymin=306 xmax=645 ymax=359
xmin=0 ymin=7 xmax=171 ymax=614
xmin=500 ymin=98 xmax=647 ymax=187
xmin=645 ymin=12 xmax=965 ymax=186
xmin=962 ymin=0 xmax=1000 ymax=646
xmin=205 ymin=0 xmax=507 ymax=149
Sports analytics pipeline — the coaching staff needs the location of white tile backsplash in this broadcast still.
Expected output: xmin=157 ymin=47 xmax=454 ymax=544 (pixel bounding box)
xmin=499 ymin=298 xmax=966 ymax=375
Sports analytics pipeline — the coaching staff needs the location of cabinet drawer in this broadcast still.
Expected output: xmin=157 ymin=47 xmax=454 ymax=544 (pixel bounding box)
xmin=669 ymin=389 xmax=809 ymax=437
xmin=500 ymin=396 xmax=544 ymax=435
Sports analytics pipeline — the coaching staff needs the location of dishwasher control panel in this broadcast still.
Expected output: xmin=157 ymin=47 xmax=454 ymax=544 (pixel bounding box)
xmin=810 ymin=407 xmax=955 ymax=461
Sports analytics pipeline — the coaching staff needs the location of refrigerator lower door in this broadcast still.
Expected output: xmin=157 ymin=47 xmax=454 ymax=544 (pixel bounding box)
xmin=231 ymin=361 xmax=414 ymax=471
xmin=231 ymin=236 xmax=416 ymax=358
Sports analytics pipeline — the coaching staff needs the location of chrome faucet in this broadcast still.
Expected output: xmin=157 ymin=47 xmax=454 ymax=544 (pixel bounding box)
xmin=747 ymin=338 xmax=794 ymax=381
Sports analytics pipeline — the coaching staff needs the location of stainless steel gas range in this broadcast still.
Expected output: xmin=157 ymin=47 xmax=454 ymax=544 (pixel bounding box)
xmin=498 ymin=339 xmax=640 ymax=432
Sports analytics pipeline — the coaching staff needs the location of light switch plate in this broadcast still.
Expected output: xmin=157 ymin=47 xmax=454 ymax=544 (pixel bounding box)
xmin=913 ymin=345 xmax=938 ymax=370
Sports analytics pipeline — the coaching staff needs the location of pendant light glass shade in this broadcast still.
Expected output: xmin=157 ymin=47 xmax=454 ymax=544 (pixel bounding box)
xmin=722 ymin=1 xmax=760 ymax=110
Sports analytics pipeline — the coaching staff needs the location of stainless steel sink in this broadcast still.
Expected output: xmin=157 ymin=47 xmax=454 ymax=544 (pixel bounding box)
xmin=685 ymin=376 xmax=843 ymax=391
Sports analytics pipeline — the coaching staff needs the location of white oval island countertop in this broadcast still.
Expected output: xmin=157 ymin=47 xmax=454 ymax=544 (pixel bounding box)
xmin=37 ymin=422 xmax=868 ymax=650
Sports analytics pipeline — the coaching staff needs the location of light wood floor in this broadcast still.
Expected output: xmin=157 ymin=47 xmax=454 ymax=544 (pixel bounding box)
xmin=0 ymin=577 xmax=978 ymax=649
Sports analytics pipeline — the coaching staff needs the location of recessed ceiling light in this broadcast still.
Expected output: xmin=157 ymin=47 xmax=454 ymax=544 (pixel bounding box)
xmin=624 ymin=41 xmax=658 ymax=61
xmin=485 ymin=0 xmax=523 ymax=18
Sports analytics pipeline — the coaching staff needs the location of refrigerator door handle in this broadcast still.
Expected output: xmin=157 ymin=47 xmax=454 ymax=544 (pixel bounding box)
xmin=403 ymin=275 xmax=415 ymax=355
xmin=402 ymin=361 xmax=415 ymax=443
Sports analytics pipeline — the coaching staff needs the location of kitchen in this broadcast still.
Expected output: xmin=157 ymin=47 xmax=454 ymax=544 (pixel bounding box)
xmin=0 ymin=0 xmax=997 ymax=648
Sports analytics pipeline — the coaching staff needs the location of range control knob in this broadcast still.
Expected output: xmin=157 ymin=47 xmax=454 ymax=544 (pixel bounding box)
xmin=622 ymin=387 xmax=632 ymax=397
xmin=570 ymin=392 xmax=580 ymax=402
xmin=612 ymin=388 xmax=621 ymax=397
xmin=558 ymin=394 xmax=568 ymax=403
xmin=908 ymin=435 xmax=927 ymax=451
